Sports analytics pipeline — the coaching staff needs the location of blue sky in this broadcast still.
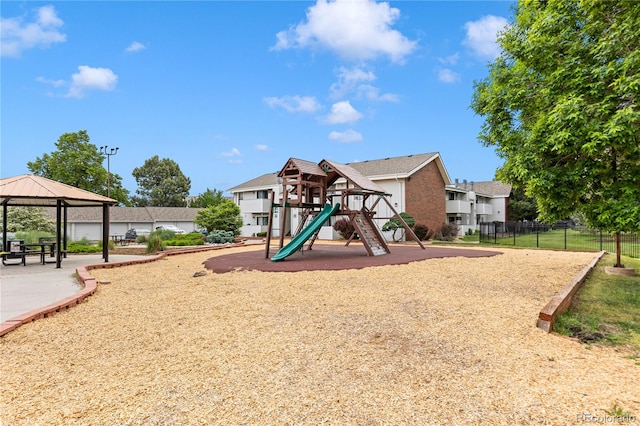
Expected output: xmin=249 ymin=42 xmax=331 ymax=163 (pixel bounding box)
xmin=2 ymin=1 xmax=514 ymax=196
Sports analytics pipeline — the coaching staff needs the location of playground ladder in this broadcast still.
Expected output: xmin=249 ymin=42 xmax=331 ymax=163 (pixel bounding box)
xmin=352 ymin=209 xmax=390 ymax=256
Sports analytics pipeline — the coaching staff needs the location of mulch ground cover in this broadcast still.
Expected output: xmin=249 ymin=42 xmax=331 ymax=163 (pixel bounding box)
xmin=204 ymin=243 xmax=501 ymax=273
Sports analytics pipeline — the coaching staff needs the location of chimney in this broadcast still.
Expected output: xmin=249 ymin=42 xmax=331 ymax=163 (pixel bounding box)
xmin=455 ymin=178 xmax=459 ymax=188
xmin=463 ymin=179 xmax=467 ymax=189
xmin=470 ymin=181 xmax=474 ymax=191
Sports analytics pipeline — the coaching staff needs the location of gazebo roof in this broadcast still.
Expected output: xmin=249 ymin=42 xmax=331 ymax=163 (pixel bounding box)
xmin=0 ymin=174 xmax=116 ymax=207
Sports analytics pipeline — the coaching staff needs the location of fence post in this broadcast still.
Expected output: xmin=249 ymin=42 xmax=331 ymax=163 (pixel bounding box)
xmin=599 ymin=230 xmax=603 ymax=252
xmin=564 ymin=226 xmax=567 ymax=250
xmin=536 ymin=227 xmax=539 ymax=248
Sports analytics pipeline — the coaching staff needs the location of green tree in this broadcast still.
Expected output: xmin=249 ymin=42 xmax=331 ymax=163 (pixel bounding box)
xmin=27 ymin=130 xmax=130 ymax=205
xmin=471 ymin=0 xmax=640 ymax=268
xmin=131 ymin=156 xmax=191 ymax=207
xmin=190 ymin=188 xmax=226 ymax=208
xmin=0 ymin=207 xmax=56 ymax=233
xmin=382 ymin=212 xmax=415 ymax=242
xmin=195 ymin=200 xmax=243 ymax=236
xmin=507 ymin=187 xmax=538 ymax=222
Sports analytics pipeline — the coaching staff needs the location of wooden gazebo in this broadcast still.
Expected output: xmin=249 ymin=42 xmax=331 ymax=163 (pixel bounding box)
xmin=0 ymin=175 xmax=117 ymax=268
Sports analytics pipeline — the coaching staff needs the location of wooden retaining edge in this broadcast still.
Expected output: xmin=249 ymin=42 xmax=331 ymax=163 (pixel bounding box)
xmin=0 ymin=243 xmax=245 ymax=337
xmin=537 ymin=251 xmax=606 ymax=333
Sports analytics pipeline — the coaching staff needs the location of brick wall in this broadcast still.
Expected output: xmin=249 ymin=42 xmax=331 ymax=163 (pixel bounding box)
xmin=405 ymin=161 xmax=446 ymax=232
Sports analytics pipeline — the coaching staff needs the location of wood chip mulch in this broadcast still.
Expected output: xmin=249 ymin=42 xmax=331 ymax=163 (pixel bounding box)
xmin=1 ymin=246 xmax=637 ymax=425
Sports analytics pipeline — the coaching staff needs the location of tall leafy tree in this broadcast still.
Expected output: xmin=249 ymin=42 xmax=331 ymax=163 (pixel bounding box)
xmin=190 ymin=188 xmax=226 ymax=208
xmin=471 ymin=0 xmax=640 ymax=267
xmin=0 ymin=207 xmax=56 ymax=233
xmin=27 ymin=130 xmax=130 ymax=205
xmin=131 ymin=155 xmax=191 ymax=207
xmin=507 ymin=187 xmax=538 ymax=222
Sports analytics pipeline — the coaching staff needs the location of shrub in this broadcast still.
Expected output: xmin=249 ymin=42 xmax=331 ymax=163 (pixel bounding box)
xmin=256 ymin=231 xmax=267 ymax=237
xmin=413 ymin=224 xmax=430 ymax=241
xmin=207 ymin=230 xmax=235 ymax=244
xmin=66 ymin=241 xmax=102 ymax=253
xmin=146 ymin=232 xmax=165 ymax=253
xmin=333 ymin=218 xmax=355 ymax=240
xmin=434 ymin=223 xmax=459 ymax=241
xmin=155 ymin=229 xmax=176 ymax=240
xmin=136 ymin=234 xmax=148 ymax=243
xmin=163 ymin=232 xmax=205 ymax=247
xmin=382 ymin=212 xmax=416 ymax=241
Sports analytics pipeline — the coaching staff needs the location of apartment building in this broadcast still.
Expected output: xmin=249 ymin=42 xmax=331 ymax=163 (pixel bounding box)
xmin=227 ymin=153 xmax=511 ymax=239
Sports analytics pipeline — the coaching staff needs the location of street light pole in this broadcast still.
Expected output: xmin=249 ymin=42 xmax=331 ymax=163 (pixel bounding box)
xmin=100 ymin=146 xmax=119 ymax=198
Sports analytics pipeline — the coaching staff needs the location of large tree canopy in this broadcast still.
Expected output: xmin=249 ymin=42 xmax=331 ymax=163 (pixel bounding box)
xmin=131 ymin=156 xmax=191 ymax=207
xmin=471 ymin=0 xmax=640 ymax=266
xmin=190 ymin=188 xmax=226 ymax=208
xmin=27 ymin=130 xmax=130 ymax=205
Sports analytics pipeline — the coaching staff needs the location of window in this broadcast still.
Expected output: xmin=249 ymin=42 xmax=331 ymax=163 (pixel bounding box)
xmin=257 ymin=190 xmax=269 ymax=199
xmin=448 ymin=192 xmax=456 ymax=201
xmin=256 ymin=216 xmax=268 ymax=226
xmin=238 ymin=193 xmax=244 ymax=201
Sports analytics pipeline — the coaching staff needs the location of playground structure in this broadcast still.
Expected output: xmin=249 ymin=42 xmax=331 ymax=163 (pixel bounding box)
xmin=265 ymin=158 xmax=425 ymax=261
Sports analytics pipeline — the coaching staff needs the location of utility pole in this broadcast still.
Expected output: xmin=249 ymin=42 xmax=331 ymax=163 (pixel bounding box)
xmin=100 ymin=146 xmax=119 ymax=198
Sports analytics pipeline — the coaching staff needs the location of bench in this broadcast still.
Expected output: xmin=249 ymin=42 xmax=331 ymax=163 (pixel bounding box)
xmin=1 ymin=240 xmax=41 ymax=266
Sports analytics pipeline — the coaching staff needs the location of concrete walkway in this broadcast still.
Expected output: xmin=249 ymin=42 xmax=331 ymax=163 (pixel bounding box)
xmin=0 ymin=253 xmax=150 ymax=323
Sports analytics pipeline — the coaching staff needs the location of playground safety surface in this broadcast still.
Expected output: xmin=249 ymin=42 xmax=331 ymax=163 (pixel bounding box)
xmin=204 ymin=243 xmax=501 ymax=273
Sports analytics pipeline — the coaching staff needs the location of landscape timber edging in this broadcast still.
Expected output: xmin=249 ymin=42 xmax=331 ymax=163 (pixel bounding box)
xmin=536 ymin=250 xmax=606 ymax=333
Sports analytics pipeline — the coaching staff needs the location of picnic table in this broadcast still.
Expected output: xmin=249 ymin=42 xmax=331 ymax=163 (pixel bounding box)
xmin=1 ymin=240 xmax=57 ymax=266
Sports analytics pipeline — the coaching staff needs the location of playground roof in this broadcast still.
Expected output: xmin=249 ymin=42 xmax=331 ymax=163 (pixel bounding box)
xmin=278 ymin=158 xmax=326 ymax=178
xmin=319 ymin=160 xmax=386 ymax=194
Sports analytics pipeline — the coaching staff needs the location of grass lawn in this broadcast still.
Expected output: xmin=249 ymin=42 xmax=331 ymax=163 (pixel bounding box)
xmin=489 ymin=228 xmax=640 ymax=257
xmin=554 ymin=254 xmax=640 ymax=358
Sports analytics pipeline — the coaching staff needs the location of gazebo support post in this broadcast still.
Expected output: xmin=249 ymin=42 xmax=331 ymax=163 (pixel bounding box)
xmin=63 ymin=204 xmax=68 ymax=257
xmin=2 ymin=202 xmax=7 ymax=253
xmin=102 ymin=203 xmax=110 ymax=262
xmin=56 ymin=200 xmax=62 ymax=268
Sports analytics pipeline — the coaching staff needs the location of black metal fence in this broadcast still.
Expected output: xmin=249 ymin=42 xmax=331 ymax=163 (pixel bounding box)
xmin=479 ymin=222 xmax=640 ymax=258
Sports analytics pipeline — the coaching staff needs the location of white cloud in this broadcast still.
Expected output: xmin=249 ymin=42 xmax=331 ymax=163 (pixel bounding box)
xmin=1 ymin=5 xmax=66 ymax=57
xmin=66 ymin=65 xmax=118 ymax=98
xmin=221 ymin=148 xmax=241 ymax=157
xmin=438 ymin=53 xmax=460 ymax=66
xmin=438 ymin=68 xmax=461 ymax=84
xmin=272 ymin=0 xmax=417 ymax=63
xmin=255 ymin=144 xmax=269 ymax=151
xmin=35 ymin=76 xmax=65 ymax=87
xmin=463 ymin=15 xmax=508 ymax=60
xmin=325 ymin=101 xmax=363 ymax=124
xmin=329 ymin=129 xmax=363 ymax=143
xmin=126 ymin=41 xmax=146 ymax=53
xmin=330 ymin=66 xmax=376 ymax=98
xmin=263 ymin=95 xmax=322 ymax=113
xmin=330 ymin=66 xmax=398 ymax=102
xmin=357 ymin=84 xmax=399 ymax=102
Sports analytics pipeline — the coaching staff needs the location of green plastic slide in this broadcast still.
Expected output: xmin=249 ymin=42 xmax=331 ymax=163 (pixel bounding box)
xmin=271 ymin=203 xmax=340 ymax=261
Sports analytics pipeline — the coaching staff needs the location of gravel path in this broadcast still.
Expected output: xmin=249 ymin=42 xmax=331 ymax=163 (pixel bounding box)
xmin=1 ymin=246 xmax=637 ymax=425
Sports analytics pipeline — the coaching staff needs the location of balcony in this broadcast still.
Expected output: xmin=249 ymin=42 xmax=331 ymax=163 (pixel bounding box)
xmin=240 ymin=198 xmax=272 ymax=213
xmin=446 ymin=200 xmax=471 ymax=214
xmin=475 ymin=203 xmax=493 ymax=215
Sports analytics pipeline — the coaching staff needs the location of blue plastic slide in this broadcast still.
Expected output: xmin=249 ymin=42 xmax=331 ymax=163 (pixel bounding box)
xmin=271 ymin=203 xmax=340 ymax=261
